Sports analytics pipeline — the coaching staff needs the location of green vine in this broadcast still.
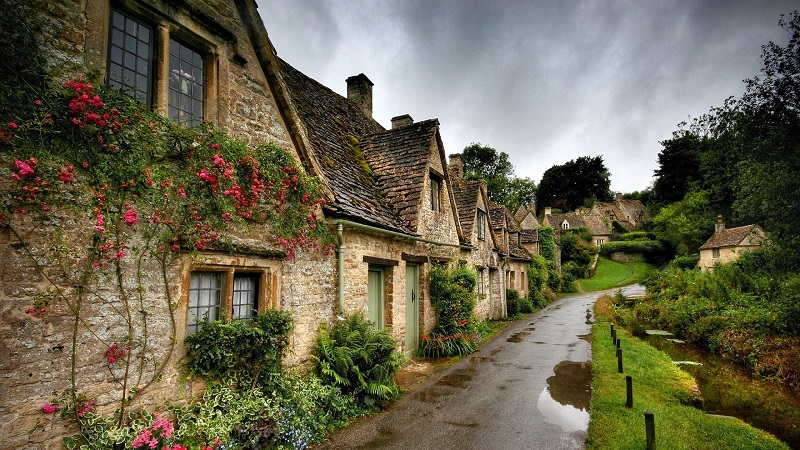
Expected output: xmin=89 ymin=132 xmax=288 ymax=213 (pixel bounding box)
xmin=420 ymin=261 xmax=480 ymax=358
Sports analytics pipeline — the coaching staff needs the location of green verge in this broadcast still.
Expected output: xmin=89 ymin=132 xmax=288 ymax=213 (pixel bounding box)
xmin=588 ymin=314 xmax=788 ymax=450
xmin=578 ymin=258 xmax=653 ymax=293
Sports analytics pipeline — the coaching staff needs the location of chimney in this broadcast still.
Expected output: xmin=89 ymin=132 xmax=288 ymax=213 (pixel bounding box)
xmin=346 ymin=73 xmax=373 ymax=118
xmin=715 ymin=215 xmax=725 ymax=233
xmin=544 ymin=207 xmax=552 ymax=216
xmin=615 ymin=192 xmax=622 ymax=203
xmin=391 ymin=114 xmax=414 ymax=129
xmin=448 ymin=154 xmax=464 ymax=180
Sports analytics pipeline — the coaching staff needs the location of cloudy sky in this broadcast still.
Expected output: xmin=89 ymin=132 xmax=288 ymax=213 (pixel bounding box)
xmin=258 ymin=1 xmax=797 ymax=193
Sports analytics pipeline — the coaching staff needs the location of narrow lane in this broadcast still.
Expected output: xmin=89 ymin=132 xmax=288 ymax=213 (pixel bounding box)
xmin=314 ymin=285 xmax=645 ymax=450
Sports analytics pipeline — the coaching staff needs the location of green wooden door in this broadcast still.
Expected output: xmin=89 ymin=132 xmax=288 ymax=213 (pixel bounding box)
xmin=367 ymin=268 xmax=384 ymax=329
xmin=405 ymin=264 xmax=420 ymax=352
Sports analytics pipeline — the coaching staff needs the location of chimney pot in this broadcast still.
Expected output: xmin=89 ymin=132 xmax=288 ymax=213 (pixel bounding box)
xmin=715 ymin=215 xmax=725 ymax=233
xmin=346 ymin=73 xmax=373 ymax=118
xmin=391 ymin=114 xmax=414 ymax=129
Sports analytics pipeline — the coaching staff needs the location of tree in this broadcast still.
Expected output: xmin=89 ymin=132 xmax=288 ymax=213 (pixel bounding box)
xmin=459 ymin=143 xmax=537 ymax=212
xmin=652 ymin=190 xmax=715 ymax=257
xmin=537 ymin=156 xmax=613 ymax=212
xmin=653 ymin=132 xmax=703 ymax=204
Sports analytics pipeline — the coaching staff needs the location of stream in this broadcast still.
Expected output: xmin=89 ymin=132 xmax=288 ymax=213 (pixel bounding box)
xmin=633 ymin=327 xmax=800 ymax=449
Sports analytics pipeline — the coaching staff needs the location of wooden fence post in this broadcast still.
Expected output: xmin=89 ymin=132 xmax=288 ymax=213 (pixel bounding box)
xmin=645 ymin=411 xmax=656 ymax=450
xmin=626 ymin=375 xmax=633 ymax=408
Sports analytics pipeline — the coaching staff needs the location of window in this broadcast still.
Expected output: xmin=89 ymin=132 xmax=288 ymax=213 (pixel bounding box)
xmin=430 ymin=176 xmax=441 ymax=212
xmin=477 ymin=209 xmax=486 ymax=240
xmin=108 ymin=8 xmax=154 ymax=104
xmin=107 ymin=7 xmax=208 ymax=126
xmin=477 ymin=268 xmax=485 ymax=294
xmin=713 ymin=248 xmax=720 ymax=258
xmin=169 ymin=38 xmax=205 ymax=126
xmin=187 ymin=271 xmax=264 ymax=334
xmin=562 ymin=221 xmax=570 ymax=230
xmin=597 ymin=239 xmax=604 ymax=246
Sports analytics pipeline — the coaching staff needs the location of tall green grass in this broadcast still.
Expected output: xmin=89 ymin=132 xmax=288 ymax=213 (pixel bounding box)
xmin=588 ymin=309 xmax=788 ymax=450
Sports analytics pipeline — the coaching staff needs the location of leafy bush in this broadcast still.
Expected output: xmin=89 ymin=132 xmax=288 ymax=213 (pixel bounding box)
xmin=421 ymin=262 xmax=479 ymax=357
xmin=670 ymin=254 xmax=699 ymax=270
xmin=599 ymin=240 xmax=666 ymax=264
xmin=621 ymin=231 xmax=658 ymax=241
xmin=312 ymin=313 xmax=401 ymax=407
xmin=518 ymin=296 xmax=535 ymax=313
xmin=527 ymin=255 xmax=549 ymax=291
xmin=184 ymin=310 xmax=293 ymax=387
xmin=506 ymin=289 xmax=520 ymax=316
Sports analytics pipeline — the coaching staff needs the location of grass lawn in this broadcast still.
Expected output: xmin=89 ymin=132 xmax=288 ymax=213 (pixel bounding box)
xmin=578 ymin=258 xmax=653 ymax=292
xmin=588 ymin=305 xmax=788 ymax=450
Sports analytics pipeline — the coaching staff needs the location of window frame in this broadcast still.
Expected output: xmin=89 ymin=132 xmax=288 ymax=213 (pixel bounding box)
xmin=477 ymin=209 xmax=486 ymax=240
xmin=105 ymin=4 xmax=216 ymax=126
xmin=107 ymin=7 xmax=155 ymax=106
xmin=712 ymin=248 xmax=720 ymax=259
xmin=430 ymin=174 xmax=442 ymax=212
xmin=185 ymin=265 xmax=276 ymax=335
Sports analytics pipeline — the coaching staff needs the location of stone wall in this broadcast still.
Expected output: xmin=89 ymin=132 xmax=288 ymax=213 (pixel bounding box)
xmin=0 ymin=1 xmax=311 ymax=448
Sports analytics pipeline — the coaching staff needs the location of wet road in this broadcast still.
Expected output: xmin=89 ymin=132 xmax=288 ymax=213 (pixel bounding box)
xmin=314 ymin=285 xmax=646 ymax=450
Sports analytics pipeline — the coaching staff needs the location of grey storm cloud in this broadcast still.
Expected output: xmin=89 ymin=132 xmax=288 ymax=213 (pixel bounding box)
xmin=259 ymin=0 xmax=797 ymax=193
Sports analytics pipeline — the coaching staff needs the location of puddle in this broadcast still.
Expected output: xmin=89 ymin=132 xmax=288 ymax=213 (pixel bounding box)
xmin=418 ymin=389 xmax=451 ymax=403
xmin=470 ymin=356 xmax=491 ymax=363
xmin=436 ymin=372 xmax=472 ymax=388
xmin=490 ymin=348 xmax=502 ymax=356
xmin=525 ymin=327 xmax=536 ymax=331
xmin=507 ymin=330 xmax=531 ymax=343
xmin=536 ymin=360 xmax=591 ymax=433
xmin=444 ymin=420 xmax=479 ymax=428
xmin=577 ymin=333 xmax=592 ymax=342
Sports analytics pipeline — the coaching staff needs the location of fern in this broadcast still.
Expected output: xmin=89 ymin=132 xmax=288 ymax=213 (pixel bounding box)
xmin=312 ymin=313 xmax=401 ymax=406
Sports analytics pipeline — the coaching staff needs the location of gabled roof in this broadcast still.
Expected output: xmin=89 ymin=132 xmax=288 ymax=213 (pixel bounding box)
xmin=699 ymin=224 xmax=765 ymax=250
xmin=451 ymin=180 xmax=482 ymax=239
xmin=547 ymin=212 xmax=611 ymax=236
xmin=278 ymin=58 xmax=417 ymax=234
xmin=521 ymin=229 xmax=539 ymax=244
xmin=361 ymin=119 xmax=439 ymax=232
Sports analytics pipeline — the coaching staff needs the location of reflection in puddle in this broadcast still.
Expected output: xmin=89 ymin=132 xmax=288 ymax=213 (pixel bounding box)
xmin=436 ymin=372 xmax=472 ymax=388
xmin=536 ymin=361 xmax=591 ymax=432
xmin=507 ymin=330 xmax=531 ymax=342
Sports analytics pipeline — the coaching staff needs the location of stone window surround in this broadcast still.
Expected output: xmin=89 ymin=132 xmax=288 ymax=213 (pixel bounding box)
xmin=712 ymin=248 xmax=720 ymax=258
xmin=429 ymin=172 xmax=442 ymax=212
xmin=179 ymin=254 xmax=281 ymax=338
xmin=477 ymin=209 xmax=487 ymax=240
xmin=85 ymin=0 xmax=222 ymax=124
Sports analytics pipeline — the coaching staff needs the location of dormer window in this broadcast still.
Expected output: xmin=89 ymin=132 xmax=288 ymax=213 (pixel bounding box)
xmin=562 ymin=221 xmax=570 ymax=230
xmin=430 ymin=174 xmax=442 ymax=212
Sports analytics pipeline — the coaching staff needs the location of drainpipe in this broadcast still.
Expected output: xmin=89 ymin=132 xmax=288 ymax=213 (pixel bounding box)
xmin=336 ymin=223 xmax=345 ymax=314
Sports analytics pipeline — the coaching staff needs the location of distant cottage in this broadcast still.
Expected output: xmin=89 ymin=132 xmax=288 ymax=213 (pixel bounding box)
xmin=698 ymin=216 xmax=766 ymax=272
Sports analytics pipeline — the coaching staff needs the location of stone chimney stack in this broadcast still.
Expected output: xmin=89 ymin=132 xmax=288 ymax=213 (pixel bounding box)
xmin=715 ymin=215 xmax=725 ymax=233
xmin=346 ymin=73 xmax=373 ymax=118
xmin=544 ymin=206 xmax=552 ymax=216
xmin=615 ymin=192 xmax=622 ymax=203
xmin=391 ymin=114 xmax=414 ymax=129
xmin=448 ymin=154 xmax=464 ymax=180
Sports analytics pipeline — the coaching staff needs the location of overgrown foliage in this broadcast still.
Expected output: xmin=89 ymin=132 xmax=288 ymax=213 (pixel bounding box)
xmin=312 ymin=313 xmax=402 ymax=408
xmin=613 ymin=251 xmax=800 ymax=393
xmin=184 ymin=311 xmax=293 ymax=387
xmin=420 ymin=262 xmax=480 ymax=358
xmin=651 ymin=11 xmax=800 ymax=268
xmin=537 ymin=155 xmax=612 ymax=212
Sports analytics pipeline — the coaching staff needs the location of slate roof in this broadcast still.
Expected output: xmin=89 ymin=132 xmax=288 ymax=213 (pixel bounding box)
xmin=699 ymin=225 xmax=765 ymax=250
xmin=451 ymin=180 xmax=482 ymax=238
xmin=361 ymin=120 xmax=440 ymax=232
xmin=277 ymin=58 xmax=413 ymax=233
xmin=547 ymin=213 xmax=610 ymax=236
xmin=521 ymin=229 xmax=539 ymax=244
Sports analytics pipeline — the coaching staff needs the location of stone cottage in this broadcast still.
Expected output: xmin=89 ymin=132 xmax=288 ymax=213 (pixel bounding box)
xmin=542 ymin=207 xmax=612 ymax=248
xmin=0 ymin=1 xmax=345 ymax=448
xmin=448 ymin=156 xmax=505 ymax=319
xmin=587 ymin=193 xmax=651 ymax=232
xmin=697 ymin=216 xmax=766 ymax=272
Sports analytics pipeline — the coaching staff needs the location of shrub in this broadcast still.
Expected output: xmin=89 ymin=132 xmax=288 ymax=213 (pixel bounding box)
xmin=421 ymin=262 xmax=479 ymax=358
xmin=506 ymin=289 xmax=520 ymax=316
xmin=184 ymin=310 xmax=293 ymax=387
xmin=670 ymin=254 xmax=699 ymax=270
xmin=528 ymin=255 xmax=549 ymax=291
xmin=312 ymin=313 xmax=401 ymax=407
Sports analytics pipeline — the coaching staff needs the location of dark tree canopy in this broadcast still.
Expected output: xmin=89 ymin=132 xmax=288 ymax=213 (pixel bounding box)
xmin=651 ymin=11 xmax=800 ymax=268
xmin=537 ymin=156 xmax=613 ymax=212
xmin=459 ymin=143 xmax=536 ymax=212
